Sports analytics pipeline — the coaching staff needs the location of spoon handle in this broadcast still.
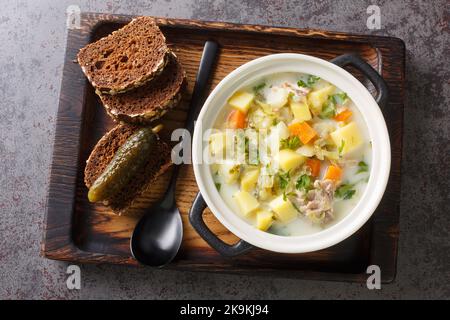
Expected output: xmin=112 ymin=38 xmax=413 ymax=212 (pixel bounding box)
xmin=185 ymin=40 xmax=220 ymax=135
xmin=163 ymin=40 xmax=219 ymax=205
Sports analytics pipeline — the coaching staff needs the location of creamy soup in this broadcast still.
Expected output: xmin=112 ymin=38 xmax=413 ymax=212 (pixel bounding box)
xmin=208 ymin=73 xmax=371 ymax=236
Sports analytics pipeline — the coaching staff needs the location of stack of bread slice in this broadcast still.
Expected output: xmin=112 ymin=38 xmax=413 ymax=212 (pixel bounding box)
xmin=77 ymin=16 xmax=186 ymax=123
xmin=77 ymin=17 xmax=185 ymax=214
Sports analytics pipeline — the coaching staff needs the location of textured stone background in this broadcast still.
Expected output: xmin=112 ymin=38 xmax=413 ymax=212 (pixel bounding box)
xmin=0 ymin=0 xmax=449 ymax=299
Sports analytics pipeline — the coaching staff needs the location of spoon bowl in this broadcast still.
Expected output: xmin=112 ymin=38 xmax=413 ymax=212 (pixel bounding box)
xmin=130 ymin=200 xmax=183 ymax=267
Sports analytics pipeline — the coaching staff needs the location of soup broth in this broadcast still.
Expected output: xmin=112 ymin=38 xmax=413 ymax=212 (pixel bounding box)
xmin=208 ymin=72 xmax=371 ymax=236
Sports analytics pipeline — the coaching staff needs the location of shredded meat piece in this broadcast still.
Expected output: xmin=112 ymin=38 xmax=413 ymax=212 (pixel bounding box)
xmin=291 ymin=179 xmax=336 ymax=224
xmin=281 ymin=82 xmax=310 ymax=97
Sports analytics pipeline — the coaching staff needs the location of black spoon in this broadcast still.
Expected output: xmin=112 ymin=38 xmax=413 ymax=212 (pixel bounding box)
xmin=130 ymin=40 xmax=219 ymax=267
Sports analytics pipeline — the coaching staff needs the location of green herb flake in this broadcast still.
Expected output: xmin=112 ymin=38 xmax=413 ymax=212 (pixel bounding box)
xmin=296 ymin=174 xmax=312 ymax=191
xmin=215 ymin=183 xmax=221 ymax=191
xmin=244 ymin=136 xmax=250 ymax=153
xmin=357 ymin=161 xmax=369 ymax=174
xmin=307 ymin=75 xmax=321 ymax=87
xmin=319 ymin=97 xmax=337 ymax=119
xmin=335 ymin=183 xmax=356 ymax=200
xmin=338 ymin=140 xmax=345 ymax=155
xmin=332 ymin=92 xmax=348 ymax=105
xmin=280 ymin=136 xmax=301 ymax=150
xmin=291 ymin=201 xmax=301 ymax=213
xmin=298 ymin=75 xmax=320 ymax=88
xmin=253 ymin=82 xmax=266 ymax=93
xmin=283 ymin=191 xmax=297 ymax=201
xmin=297 ymin=79 xmax=308 ymax=87
xmin=278 ymin=171 xmax=290 ymax=190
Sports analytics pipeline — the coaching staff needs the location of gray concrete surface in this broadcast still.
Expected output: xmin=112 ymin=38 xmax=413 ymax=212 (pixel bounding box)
xmin=0 ymin=0 xmax=449 ymax=299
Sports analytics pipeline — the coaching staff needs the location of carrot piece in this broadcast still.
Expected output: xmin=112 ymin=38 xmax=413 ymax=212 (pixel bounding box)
xmin=288 ymin=122 xmax=317 ymax=144
xmin=334 ymin=109 xmax=353 ymax=122
xmin=227 ymin=109 xmax=246 ymax=129
xmin=306 ymin=159 xmax=321 ymax=177
xmin=324 ymin=165 xmax=342 ymax=181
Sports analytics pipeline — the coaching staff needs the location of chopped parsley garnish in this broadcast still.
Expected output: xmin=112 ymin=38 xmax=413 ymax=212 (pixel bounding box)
xmin=278 ymin=171 xmax=290 ymax=190
xmin=307 ymin=75 xmax=321 ymax=87
xmin=280 ymin=136 xmax=301 ymax=150
xmin=291 ymin=201 xmax=301 ymax=213
xmin=253 ymin=82 xmax=266 ymax=93
xmin=296 ymin=174 xmax=312 ymax=191
xmin=335 ymin=183 xmax=356 ymax=200
xmin=297 ymin=75 xmax=321 ymax=88
xmin=357 ymin=161 xmax=369 ymax=174
xmin=244 ymin=136 xmax=250 ymax=153
xmin=319 ymin=97 xmax=337 ymax=119
xmin=332 ymin=92 xmax=348 ymax=105
xmin=338 ymin=140 xmax=345 ymax=155
xmin=283 ymin=191 xmax=296 ymax=202
xmin=318 ymin=92 xmax=348 ymax=119
xmin=215 ymin=183 xmax=221 ymax=191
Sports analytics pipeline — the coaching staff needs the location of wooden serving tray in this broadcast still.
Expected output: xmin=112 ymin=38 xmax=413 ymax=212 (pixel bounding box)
xmin=42 ymin=13 xmax=404 ymax=283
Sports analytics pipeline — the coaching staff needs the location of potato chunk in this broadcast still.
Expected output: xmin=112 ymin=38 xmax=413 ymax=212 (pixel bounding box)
xmin=307 ymin=85 xmax=335 ymax=114
xmin=241 ymin=169 xmax=260 ymax=191
xmin=228 ymin=91 xmax=255 ymax=113
xmin=269 ymin=195 xmax=298 ymax=222
xmin=234 ymin=190 xmax=260 ymax=216
xmin=330 ymin=122 xmax=363 ymax=155
xmin=276 ymin=149 xmax=306 ymax=172
xmin=290 ymin=101 xmax=312 ymax=122
xmin=256 ymin=210 xmax=274 ymax=231
xmin=209 ymin=132 xmax=226 ymax=157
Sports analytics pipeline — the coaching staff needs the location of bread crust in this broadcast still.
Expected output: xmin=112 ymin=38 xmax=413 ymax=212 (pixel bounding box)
xmin=84 ymin=124 xmax=172 ymax=215
xmin=98 ymin=54 xmax=187 ymax=124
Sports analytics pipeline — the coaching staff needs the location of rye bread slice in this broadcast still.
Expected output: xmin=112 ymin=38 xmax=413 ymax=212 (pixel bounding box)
xmin=98 ymin=53 xmax=186 ymax=124
xmin=77 ymin=16 xmax=170 ymax=95
xmin=84 ymin=124 xmax=172 ymax=215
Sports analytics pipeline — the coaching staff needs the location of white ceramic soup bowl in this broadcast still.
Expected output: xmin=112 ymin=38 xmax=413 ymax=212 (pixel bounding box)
xmin=191 ymin=53 xmax=390 ymax=254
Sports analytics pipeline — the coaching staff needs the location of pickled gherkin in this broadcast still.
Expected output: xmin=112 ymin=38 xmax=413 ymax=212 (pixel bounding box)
xmin=88 ymin=127 xmax=157 ymax=202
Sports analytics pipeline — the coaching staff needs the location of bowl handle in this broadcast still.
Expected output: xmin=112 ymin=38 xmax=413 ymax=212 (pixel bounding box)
xmin=331 ymin=53 xmax=389 ymax=109
xmin=189 ymin=192 xmax=253 ymax=257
